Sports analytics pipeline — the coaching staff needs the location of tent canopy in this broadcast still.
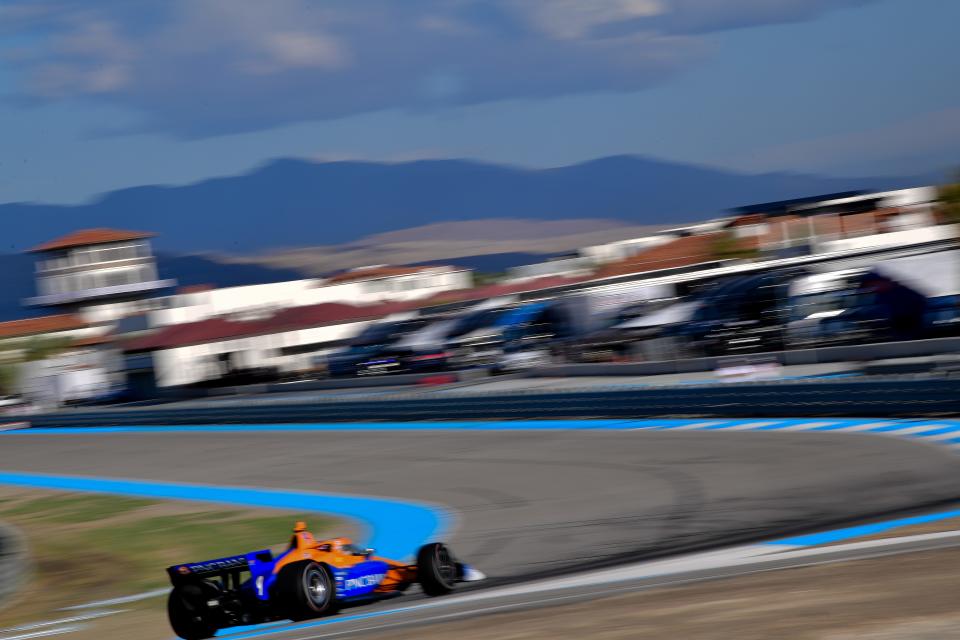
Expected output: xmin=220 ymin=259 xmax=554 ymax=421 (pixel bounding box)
xmin=614 ymin=300 xmax=699 ymax=329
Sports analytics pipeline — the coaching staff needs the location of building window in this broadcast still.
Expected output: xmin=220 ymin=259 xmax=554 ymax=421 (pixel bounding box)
xmin=364 ymin=280 xmax=387 ymax=293
xmin=42 ymin=251 xmax=69 ymax=271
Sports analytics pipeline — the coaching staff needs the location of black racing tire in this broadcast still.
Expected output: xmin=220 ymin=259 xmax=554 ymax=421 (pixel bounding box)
xmin=272 ymin=561 xmax=337 ymax=621
xmin=417 ymin=542 xmax=457 ymax=596
xmin=167 ymin=583 xmax=220 ymax=640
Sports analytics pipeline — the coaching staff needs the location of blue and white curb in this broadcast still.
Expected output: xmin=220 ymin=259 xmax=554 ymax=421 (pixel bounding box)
xmin=7 ymin=418 xmax=960 ymax=448
xmin=770 ymin=507 xmax=960 ymax=547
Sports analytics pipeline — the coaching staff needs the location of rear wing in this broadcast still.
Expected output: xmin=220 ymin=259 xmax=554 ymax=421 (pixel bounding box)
xmin=167 ymin=550 xmax=272 ymax=584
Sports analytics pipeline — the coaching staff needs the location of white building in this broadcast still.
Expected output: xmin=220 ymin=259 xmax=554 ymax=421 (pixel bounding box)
xmin=578 ymin=220 xmax=729 ymax=266
xmin=127 ymin=300 xmax=419 ymax=387
xmin=150 ymin=265 xmax=472 ymax=328
xmin=505 ymin=255 xmax=595 ymax=282
xmin=579 ymin=235 xmax=673 ymax=265
xmin=23 ymin=228 xmax=176 ymax=324
xmin=0 ymin=315 xmax=105 ymax=357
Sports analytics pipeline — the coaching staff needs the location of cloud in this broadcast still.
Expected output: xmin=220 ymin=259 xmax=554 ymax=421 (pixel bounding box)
xmin=631 ymin=0 xmax=875 ymax=35
xmin=0 ymin=0 xmax=877 ymax=137
xmin=737 ymin=108 xmax=960 ymax=176
xmin=503 ymin=0 xmax=665 ymax=39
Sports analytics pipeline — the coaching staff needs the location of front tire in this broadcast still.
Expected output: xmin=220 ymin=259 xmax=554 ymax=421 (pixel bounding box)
xmin=417 ymin=542 xmax=457 ymax=596
xmin=273 ymin=561 xmax=336 ymax=621
xmin=168 ymin=583 xmax=220 ymax=640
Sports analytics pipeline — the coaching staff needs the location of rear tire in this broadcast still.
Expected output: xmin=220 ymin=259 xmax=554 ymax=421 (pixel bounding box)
xmin=167 ymin=583 xmax=220 ymax=640
xmin=273 ymin=561 xmax=336 ymax=621
xmin=417 ymin=542 xmax=457 ymax=596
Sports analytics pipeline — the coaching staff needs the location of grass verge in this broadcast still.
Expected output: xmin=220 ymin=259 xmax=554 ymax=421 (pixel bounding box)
xmin=0 ymin=488 xmax=341 ymax=627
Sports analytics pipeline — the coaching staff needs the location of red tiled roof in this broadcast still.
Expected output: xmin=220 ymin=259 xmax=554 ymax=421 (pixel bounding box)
xmin=325 ymin=265 xmax=457 ymax=285
xmin=0 ymin=314 xmax=88 ymax=340
xmin=123 ymin=301 xmax=421 ymax=352
xmin=29 ymin=228 xmax=154 ymax=253
xmin=727 ymin=213 xmax=768 ymax=227
xmin=418 ymin=274 xmax=593 ymax=307
xmin=597 ymin=233 xmax=724 ymax=278
xmin=177 ymin=284 xmax=215 ymax=294
xmin=72 ymin=334 xmax=112 ymax=348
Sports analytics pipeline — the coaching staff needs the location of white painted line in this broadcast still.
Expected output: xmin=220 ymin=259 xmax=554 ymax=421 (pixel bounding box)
xmin=884 ymin=424 xmax=951 ymax=436
xmin=8 ymin=611 xmax=124 ymax=632
xmin=718 ymin=421 xmax=779 ymax=431
xmin=62 ymin=589 xmax=167 ymax=610
xmin=773 ymin=421 xmax=836 ymax=431
xmin=0 ymin=625 xmax=84 ymax=640
xmin=832 ymin=422 xmax=893 ymax=432
xmin=768 ymin=529 xmax=960 ymax=559
xmin=758 ymin=544 xmax=801 ymax=553
xmin=666 ymin=421 xmax=727 ymax=431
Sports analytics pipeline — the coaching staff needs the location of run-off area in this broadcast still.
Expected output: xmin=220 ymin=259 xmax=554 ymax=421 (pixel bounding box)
xmin=0 ymin=426 xmax=959 ymax=639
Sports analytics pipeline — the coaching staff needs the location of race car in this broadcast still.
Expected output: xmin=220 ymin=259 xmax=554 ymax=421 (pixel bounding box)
xmin=165 ymin=521 xmax=482 ymax=640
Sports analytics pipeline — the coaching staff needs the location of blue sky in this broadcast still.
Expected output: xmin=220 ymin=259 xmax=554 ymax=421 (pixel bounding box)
xmin=0 ymin=0 xmax=957 ymax=204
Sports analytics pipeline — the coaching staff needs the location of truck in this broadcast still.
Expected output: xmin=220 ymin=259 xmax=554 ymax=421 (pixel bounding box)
xmin=787 ymin=249 xmax=960 ymax=347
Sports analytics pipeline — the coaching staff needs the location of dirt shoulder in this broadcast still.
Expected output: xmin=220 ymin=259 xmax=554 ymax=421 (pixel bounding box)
xmin=389 ymin=546 xmax=960 ymax=640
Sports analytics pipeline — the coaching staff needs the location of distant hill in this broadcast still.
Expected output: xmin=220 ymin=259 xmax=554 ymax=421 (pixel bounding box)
xmin=410 ymin=252 xmax=564 ymax=274
xmin=236 ymin=218 xmax=664 ymax=276
xmin=0 ymin=254 xmax=306 ymax=322
xmin=0 ymin=155 xmax=927 ymax=254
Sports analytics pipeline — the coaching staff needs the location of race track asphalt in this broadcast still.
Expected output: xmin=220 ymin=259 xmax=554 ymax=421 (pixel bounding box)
xmin=1 ymin=428 xmax=958 ymax=586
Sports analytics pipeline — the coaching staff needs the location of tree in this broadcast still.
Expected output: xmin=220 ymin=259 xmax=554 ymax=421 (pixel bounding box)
xmin=0 ymin=363 xmax=18 ymax=396
xmin=939 ymin=177 xmax=960 ymax=225
xmin=471 ymin=272 xmax=505 ymax=286
xmin=22 ymin=336 xmax=71 ymax=362
xmin=710 ymin=231 xmax=759 ymax=261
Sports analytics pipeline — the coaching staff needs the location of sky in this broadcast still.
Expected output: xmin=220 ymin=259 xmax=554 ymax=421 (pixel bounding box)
xmin=0 ymin=0 xmax=957 ymax=205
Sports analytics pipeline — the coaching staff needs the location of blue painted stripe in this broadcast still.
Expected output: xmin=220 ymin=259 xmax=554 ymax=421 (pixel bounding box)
xmin=3 ymin=420 xmax=640 ymax=434
xmin=217 ymin=605 xmax=416 ymax=639
xmin=213 ymin=621 xmax=288 ymax=637
xmin=0 ymin=472 xmax=446 ymax=561
xmin=7 ymin=418 xmax=960 ymax=435
xmin=768 ymin=508 xmax=960 ymax=547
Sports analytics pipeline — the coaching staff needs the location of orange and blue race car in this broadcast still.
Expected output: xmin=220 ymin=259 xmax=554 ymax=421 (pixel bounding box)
xmin=165 ymin=522 xmax=483 ymax=640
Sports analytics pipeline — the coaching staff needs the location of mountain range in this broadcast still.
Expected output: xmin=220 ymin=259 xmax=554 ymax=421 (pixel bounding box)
xmin=0 ymin=155 xmax=929 ymax=255
xmin=0 ymin=154 xmax=935 ymax=320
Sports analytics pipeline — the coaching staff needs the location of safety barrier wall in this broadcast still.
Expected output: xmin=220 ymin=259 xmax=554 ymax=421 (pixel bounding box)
xmin=207 ymin=367 xmax=488 ymax=396
xmin=532 ymin=337 xmax=960 ymax=378
xmin=21 ymin=377 xmax=960 ymax=427
xmin=0 ymin=522 xmax=27 ymax=612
